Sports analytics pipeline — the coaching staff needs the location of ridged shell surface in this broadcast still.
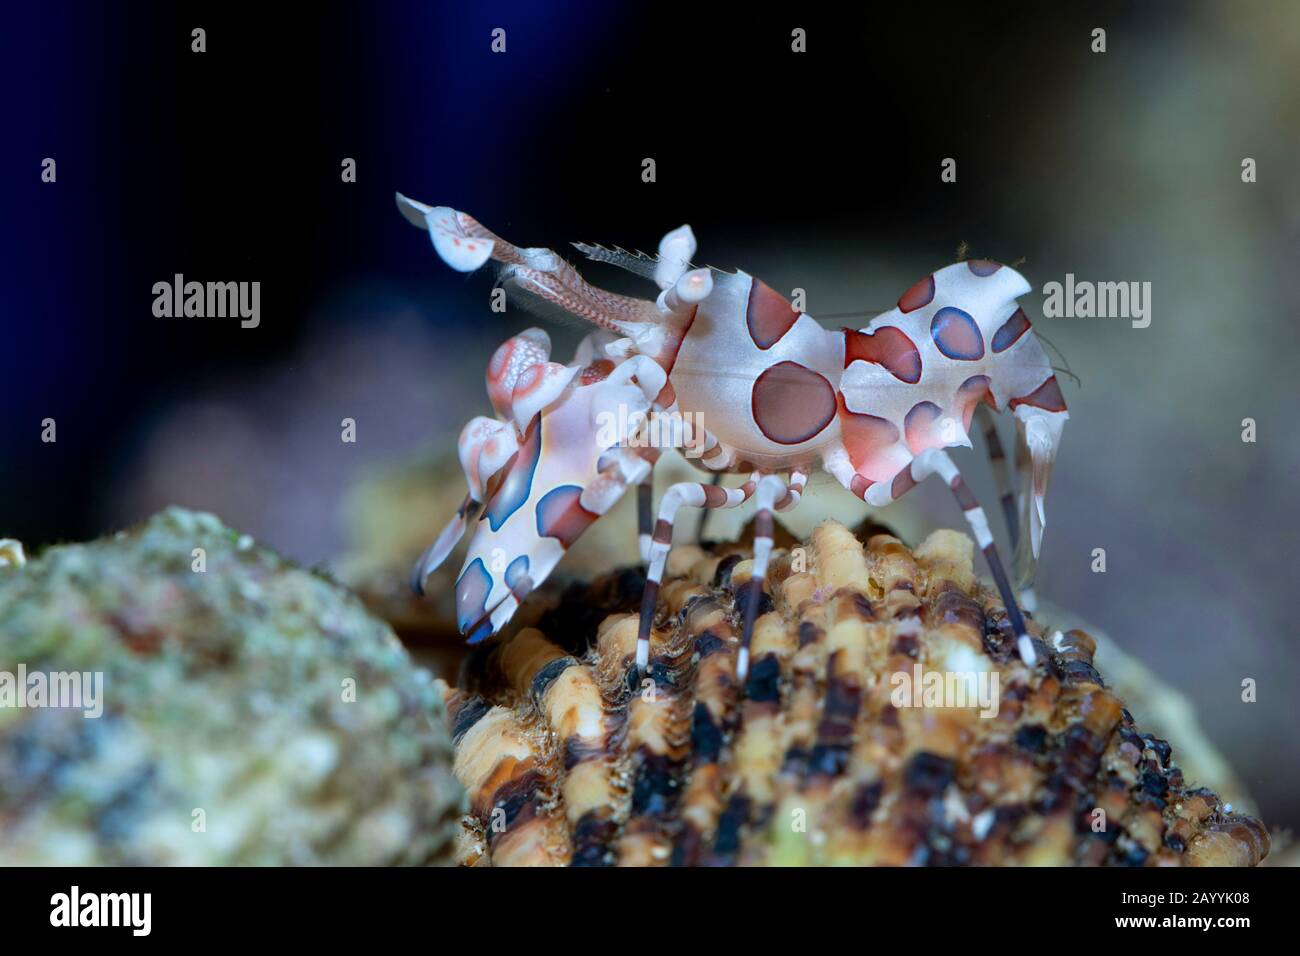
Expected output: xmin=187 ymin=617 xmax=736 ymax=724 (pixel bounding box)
xmin=444 ymin=521 xmax=1268 ymax=867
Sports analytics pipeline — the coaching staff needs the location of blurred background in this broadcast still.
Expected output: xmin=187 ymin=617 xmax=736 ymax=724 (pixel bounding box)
xmin=2 ymin=2 xmax=1297 ymax=832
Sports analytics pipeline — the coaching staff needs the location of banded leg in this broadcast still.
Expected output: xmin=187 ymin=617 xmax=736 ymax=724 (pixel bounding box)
xmin=976 ymin=405 xmax=1019 ymax=548
xmin=637 ymin=475 xmax=654 ymax=563
xmin=830 ymin=450 xmax=1038 ymax=667
xmin=775 ymin=469 xmax=808 ymax=512
xmin=909 ymin=449 xmax=1037 ymax=667
xmin=652 ymin=395 xmax=731 ymax=472
xmin=634 ymin=436 xmax=662 ymax=565
xmin=694 ymin=472 xmax=724 ymax=542
xmin=737 ymin=474 xmax=791 ymax=684
xmin=636 ymin=476 xmax=757 ymax=674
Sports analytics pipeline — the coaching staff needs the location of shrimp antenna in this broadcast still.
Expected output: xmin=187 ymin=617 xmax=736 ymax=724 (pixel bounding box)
xmin=1031 ymin=328 xmax=1082 ymax=389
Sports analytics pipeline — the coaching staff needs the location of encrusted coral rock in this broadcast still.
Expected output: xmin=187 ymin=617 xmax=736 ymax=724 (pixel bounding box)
xmin=445 ymin=520 xmax=1268 ymax=867
xmin=0 ymin=507 xmax=463 ymax=865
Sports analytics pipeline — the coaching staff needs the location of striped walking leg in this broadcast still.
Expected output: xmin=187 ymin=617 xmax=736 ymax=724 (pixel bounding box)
xmin=976 ymin=405 xmax=1019 ymax=548
xmin=636 ymin=475 xmax=758 ymax=674
xmin=909 ymin=449 xmax=1037 ymax=667
xmin=694 ymin=472 xmax=725 ymax=543
xmin=737 ymin=474 xmax=791 ymax=683
xmin=637 ymin=475 xmax=655 ymax=564
xmin=775 ymin=469 xmax=808 ymax=512
xmin=633 ymin=449 xmax=662 ymax=565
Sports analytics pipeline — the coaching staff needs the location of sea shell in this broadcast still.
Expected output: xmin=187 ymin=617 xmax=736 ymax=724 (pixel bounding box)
xmin=442 ymin=520 xmax=1268 ymax=867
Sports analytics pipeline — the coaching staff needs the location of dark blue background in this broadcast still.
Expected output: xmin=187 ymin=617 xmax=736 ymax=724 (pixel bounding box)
xmin=1 ymin=0 xmax=1119 ymax=544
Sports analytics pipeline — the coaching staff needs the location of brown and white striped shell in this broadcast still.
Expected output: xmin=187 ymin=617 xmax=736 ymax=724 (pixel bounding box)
xmin=441 ymin=521 xmax=1269 ymax=867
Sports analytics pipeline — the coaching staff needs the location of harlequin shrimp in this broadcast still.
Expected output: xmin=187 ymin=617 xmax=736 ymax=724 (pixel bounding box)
xmin=399 ymin=194 xmax=1067 ymax=681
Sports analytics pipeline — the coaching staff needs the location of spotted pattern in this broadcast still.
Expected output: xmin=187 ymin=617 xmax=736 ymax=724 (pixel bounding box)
xmin=991 ymin=307 xmax=1032 ymax=353
xmin=455 ymin=557 xmax=493 ymax=638
xmin=536 ymin=484 xmax=597 ymax=548
xmin=751 ymin=361 xmax=836 ymax=445
xmin=505 ymin=554 xmax=530 ymax=591
xmin=746 ymin=279 xmax=801 ymax=349
xmin=837 ymin=394 xmax=903 ymax=475
xmin=904 ymin=401 xmax=944 ymax=454
xmin=967 ymin=259 xmax=1002 ymax=277
xmin=954 ymin=374 xmax=993 ymax=427
xmin=482 ymin=415 xmax=542 ymax=531
xmin=1009 ymin=375 xmax=1068 ymax=413
xmin=513 ymin=363 xmax=547 ymax=396
xmin=843 ymin=326 xmax=922 ymax=384
xmin=578 ymin=359 xmax=614 ymax=385
xmin=897 ymin=274 xmax=935 ymax=313
xmin=930 ymin=307 xmax=985 ymax=360
xmin=487 ymin=333 xmax=548 ymax=417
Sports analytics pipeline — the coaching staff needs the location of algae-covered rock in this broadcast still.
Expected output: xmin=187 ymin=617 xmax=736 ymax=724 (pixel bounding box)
xmin=0 ymin=507 xmax=463 ymax=865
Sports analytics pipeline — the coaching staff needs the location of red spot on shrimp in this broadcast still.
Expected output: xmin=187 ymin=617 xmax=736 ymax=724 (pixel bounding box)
xmin=954 ymin=375 xmax=993 ymax=429
xmin=536 ymin=485 xmax=597 ymax=548
xmin=843 ymin=326 xmax=922 ymax=384
xmin=967 ymin=259 xmax=1002 ymax=276
xmin=1008 ymin=375 xmax=1068 ymax=413
xmin=746 ymin=279 xmax=801 ymax=350
xmin=898 ymin=274 xmax=936 ymax=313
xmin=931 ymin=307 xmax=985 ymax=360
xmin=904 ymin=401 xmax=944 ymax=454
xmin=486 ymin=340 xmax=519 ymax=415
xmin=837 ymin=393 xmax=902 ymax=475
xmin=515 ymin=364 xmax=543 ymax=394
xmin=487 ymin=333 xmax=550 ymax=417
xmin=751 ymin=362 xmax=836 ymax=445
xmin=579 ymin=359 xmax=614 ymax=385
xmin=992 ymin=307 xmax=1032 ymax=353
